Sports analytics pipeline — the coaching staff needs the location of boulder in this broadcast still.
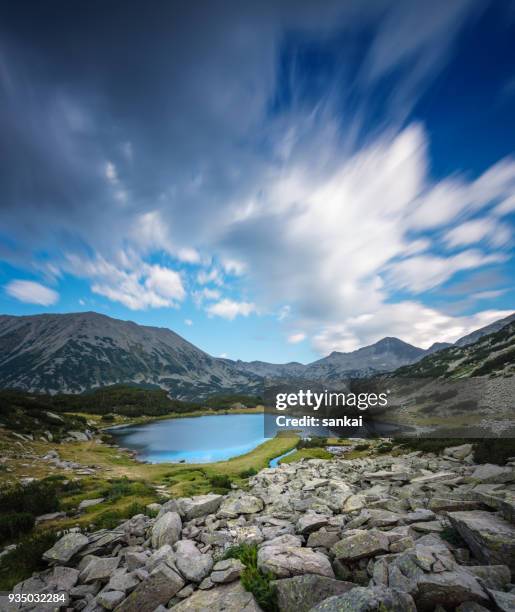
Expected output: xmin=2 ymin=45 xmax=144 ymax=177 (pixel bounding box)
xmin=79 ymin=555 xmax=120 ymax=582
xmin=174 ymin=539 xmax=213 ymax=583
xmin=46 ymin=566 xmax=79 ymax=591
xmin=310 ymin=586 xmax=416 ymax=611
xmin=171 ymin=581 xmax=262 ymax=611
xmin=296 ymin=513 xmax=329 ymax=535
xmin=331 ymin=530 xmax=390 ymax=561
xmin=97 ymin=590 xmax=125 ymax=610
xmin=151 ymin=511 xmax=182 ymax=548
xmin=106 ymin=568 xmax=140 ymax=593
xmin=43 ymin=532 xmax=89 ymax=564
xmin=467 ymin=565 xmax=511 ymax=590
xmin=210 ymin=558 xmax=245 ymax=583
xmin=448 ymin=510 xmax=515 ymax=572
xmin=78 ymin=498 xmax=105 ymax=511
xmin=177 ymin=494 xmax=224 ymax=519
xmin=273 ymin=574 xmax=355 ymax=612
xmin=443 ymin=444 xmax=473 ymax=460
xmin=486 ymin=588 xmax=515 ymax=612
xmin=115 ymin=562 xmax=184 ymax=612
xmin=218 ymin=494 xmax=264 ymax=518
xmin=470 ymin=464 xmax=515 ymax=484
xmin=258 ymin=544 xmax=334 ymax=578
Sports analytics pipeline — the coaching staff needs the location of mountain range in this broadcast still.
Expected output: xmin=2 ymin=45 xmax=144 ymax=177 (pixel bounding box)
xmin=0 ymin=311 xmax=513 ymax=398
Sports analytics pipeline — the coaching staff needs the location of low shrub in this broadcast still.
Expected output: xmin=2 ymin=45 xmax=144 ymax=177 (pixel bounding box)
xmin=239 ymin=468 xmax=258 ymax=478
xmin=298 ymin=436 xmax=327 ymax=449
xmin=0 ymin=481 xmax=59 ymax=515
xmin=0 ymin=512 xmax=35 ymax=544
xmin=0 ymin=530 xmax=59 ymax=591
xmin=223 ymin=544 xmax=276 ymax=611
xmin=209 ymin=474 xmax=232 ymax=492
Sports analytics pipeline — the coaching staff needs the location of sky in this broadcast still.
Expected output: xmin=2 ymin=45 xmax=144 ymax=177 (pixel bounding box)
xmin=0 ymin=0 xmax=514 ymax=364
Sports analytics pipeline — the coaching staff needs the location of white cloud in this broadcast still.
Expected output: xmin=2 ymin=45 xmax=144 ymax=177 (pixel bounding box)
xmin=444 ymin=218 xmax=511 ymax=248
xmin=105 ymin=161 xmax=118 ymax=184
xmin=221 ymin=258 xmax=246 ymax=275
xmin=219 ymin=352 xmax=228 ymax=358
xmin=287 ymin=332 xmax=306 ymax=344
xmin=178 ymin=248 xmax=201 ymax=264
xmin=206 ymin=298 xmax=256 ymax=320
xmin=67 ymin=254 xmax=185 ymax=310
xmin=197 ymin=268 xmax=223 ymax=286
xmin=184 ymin=318 xmax=193 ymax=326
xmin=387 ymin=251 xmax=506 ymax=293
xmin=312 ymin=303 xmax=514 ymax=353
xmin=5 ymin=280 xmax=59 ymax=306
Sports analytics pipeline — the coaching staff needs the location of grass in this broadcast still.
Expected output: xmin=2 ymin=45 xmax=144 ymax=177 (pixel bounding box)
xmin=222 ymin=544 xmax=277 ymax=612
xmin=279 ymin=447 xmax=332 ymax=464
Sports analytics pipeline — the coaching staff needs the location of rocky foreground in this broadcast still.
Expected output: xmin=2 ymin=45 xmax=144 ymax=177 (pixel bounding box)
xmin=4 ymin=444 xmax=515 ymax=611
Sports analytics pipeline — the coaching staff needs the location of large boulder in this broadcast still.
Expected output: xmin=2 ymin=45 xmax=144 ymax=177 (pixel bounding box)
xmin=43 ymin=532 xmax=89 ymax=564
xmin=310 ymin=586 xmax=416 ymax=611
xmin=218 ymin=494 xmax=264 ymax=518
xmin=115 ymin=562 xmax=184 ymax=612
xmin=470 ymin=464 xmax=515 ymax=484
xmin=258 ymin=544 xmax=334 ymax=578
xmin=210 ymin=558 xmax=246 ymax=583
xmin=297 ymin=513 xmax=329 ymax=535
xmin=177 ymin=494 xmax=224 ymax=519
xmin=174 ymin=539 xmax=213 ymax=583
xmin=79 ymin=555 xmax=120 ymax=582
xmin=273 ymin=574 xmax=355 ymax=612
xmin=151 ymin=511 xmax=182 ymax=548
xmin=331 ymin=530 xmax=390 ymax=561
xmin=171 ymin=581 xmax=262 ymax=611
xmin=448 ymin=510 xmax=515 ymax=572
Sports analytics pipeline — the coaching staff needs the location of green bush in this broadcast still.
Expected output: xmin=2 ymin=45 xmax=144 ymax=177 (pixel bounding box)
xmin=298 ymin=437 xmax=327 ymax=449
xmin=473 ymin=439 xmax=515 ymax=466
xmin=223 ymin=544 xmax=276 ymax=611
xmin=376 ymin=442 xmax=393 ymax=454
xmin=0 ymin=530 xmax=59 ymax=591
xmin=209 ymin=474 xmax=232 ymax=492
xmin=0 ymin=481 xmax=59 ymax=515
xmin=0 ymin=512 xmax=35 ymax=544
xmin=354 ymin=443 xmax=370 ymax=451
xmin=239 ymin=468 xmax=258 ymax=478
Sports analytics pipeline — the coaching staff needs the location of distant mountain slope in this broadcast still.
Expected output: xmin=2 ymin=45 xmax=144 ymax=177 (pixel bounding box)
xmin=0 ymin=312 xmax=260 ymax=398
xmin=393 ymin=321 xmax=515 ymax=378
xmin=454 ymin=312 xmax=515 ymax=347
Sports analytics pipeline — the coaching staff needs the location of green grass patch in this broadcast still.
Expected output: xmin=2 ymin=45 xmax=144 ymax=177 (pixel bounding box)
xmin=279 ymin=447 xmax=332 ymax=464
xmin=223 ymin=544 xmax=277 ymax=612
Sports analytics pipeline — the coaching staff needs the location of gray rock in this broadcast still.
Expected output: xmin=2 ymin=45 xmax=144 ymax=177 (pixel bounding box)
xmin=448 ymin=510 xmax=515 ymax=572
xmin=467 ymin=564 xmax=511 ymax=590
xmin=486 ymin=588 xmax=515 ymax=612
xmin=210 ymin=558 xmax=246 ymax=583
xmin=331 ymin=530 xmax=390 ymax=561
xmin=79 ymin=556 xmax=120 ymax=583
xmin=43 ymin=532 xmax=89 ymax=564
xmin=105 ymin=568 xmax=140 ymax=593
xmin=297 ymin=513 xmax=329 ymax=535
xmin=151 ymin=511 xmax=182 ymax=548
xmin=310 ymin=585 xmax=416 ymax=611
xmin=115 ymin=563 xmax=184 ymax=612
xmin=177 ymin=494 xmax=223 ymax=519
xmin=443 ymin=444 xmax=473 ymax=460
xmin=174 ymin=539 xmax=213 ymax=583
xmin=171 ymin=581 xmax=262 ymax=611
xmin=455 ymin=603 xmax=490 ymax=612
xmin=46 ymin=566 xmax=79 ymax=591
xmin=470 ymin=464 xmax=515 ymax=484
xmin=307 ymin=529 xmax=341 ymax=549
xmin=258 ymin=544 xmax=334 ymax=578
xmin=218 ymin=494 xmax=264 ymax=518
xmin=125 ymin=551 xmax=148 ymax=571
xmin=97 ymin=590 xmax=125 ymax=610
xmin=78 ymin=498 xmax=105 ymax=511
xmin=273 ymin=574 xmax=355 ymax=612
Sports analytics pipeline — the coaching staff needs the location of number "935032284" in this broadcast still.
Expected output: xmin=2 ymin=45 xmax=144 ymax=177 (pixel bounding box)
xmin=8 ymin=593 xmax=67 ymax=603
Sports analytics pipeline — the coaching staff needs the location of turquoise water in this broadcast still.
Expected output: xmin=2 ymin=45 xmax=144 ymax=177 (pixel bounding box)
xmin=108 ymin=413 xmax=267 ymax=463
xmin=269 ymin=448 xmax=296 ymax=467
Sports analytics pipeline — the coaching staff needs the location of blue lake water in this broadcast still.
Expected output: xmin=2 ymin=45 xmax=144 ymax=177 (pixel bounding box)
xmin=108 ymin=413 xmax=268 ymax=464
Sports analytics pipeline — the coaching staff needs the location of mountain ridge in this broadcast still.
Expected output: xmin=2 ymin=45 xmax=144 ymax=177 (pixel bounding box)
xmin=0 ymin=310 xmax=513 ymax=397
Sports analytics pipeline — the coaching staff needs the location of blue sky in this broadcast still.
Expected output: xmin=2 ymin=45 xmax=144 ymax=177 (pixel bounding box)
xmin=0 ymin=0 xmax=514 ymax=363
